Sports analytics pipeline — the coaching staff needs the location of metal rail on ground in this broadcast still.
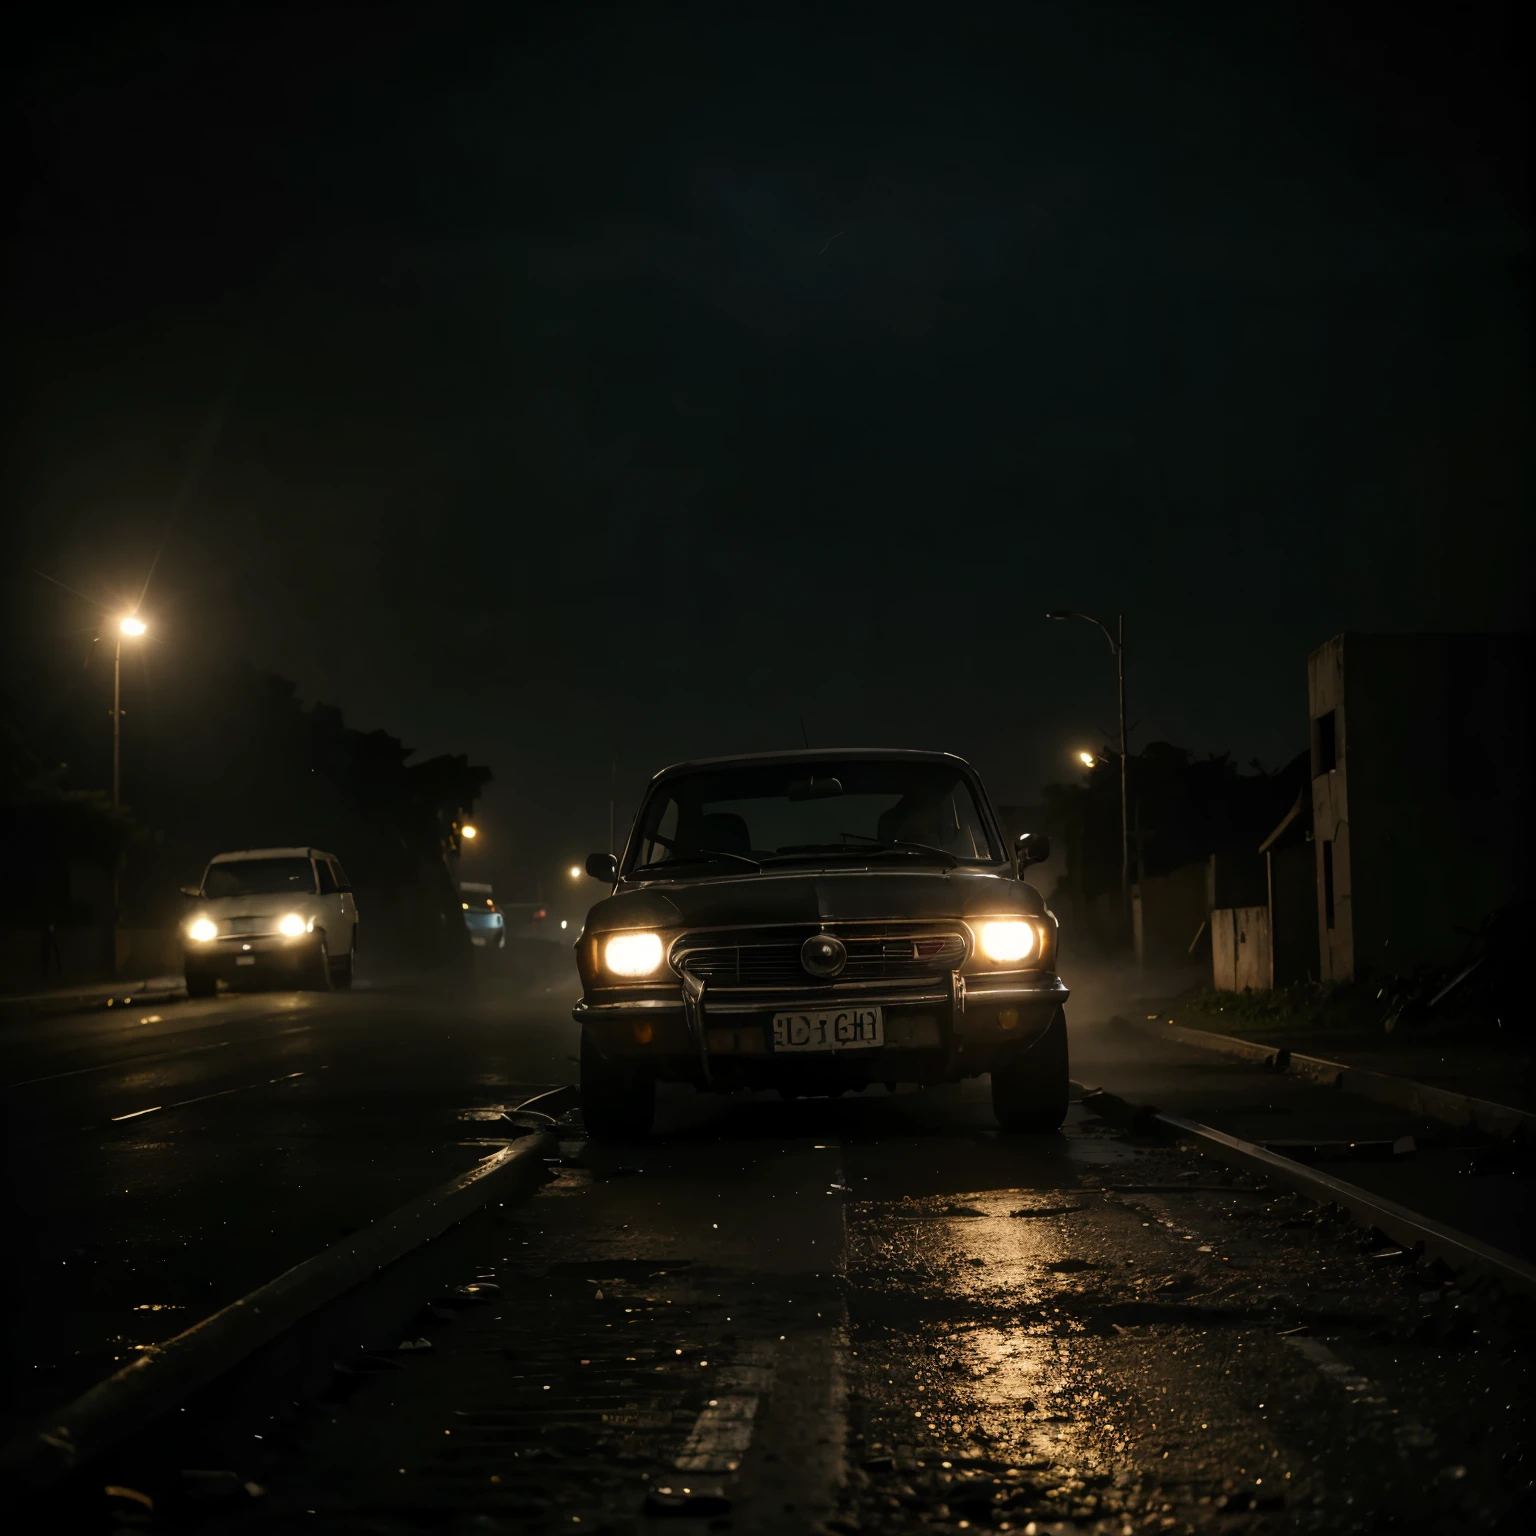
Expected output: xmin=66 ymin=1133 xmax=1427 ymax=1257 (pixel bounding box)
xmin=2 ymin=1127 xmax=557 ymax=1491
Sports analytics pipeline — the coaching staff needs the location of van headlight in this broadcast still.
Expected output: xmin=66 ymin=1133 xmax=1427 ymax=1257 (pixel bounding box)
xmin=279 ymin=913 xmax=308 ymax=938
xmin=602 ymin=931 xmax=665 ymax=977
xmin=188 ymin=917 xmax=217 ymax=943
xmin=976 ymin=920 xmax=1037 ymax=963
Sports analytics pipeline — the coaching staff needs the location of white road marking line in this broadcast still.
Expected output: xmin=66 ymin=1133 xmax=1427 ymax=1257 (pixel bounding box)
xmin=1283 ymin=1335 xmax=1435 ymax=1450
xmin=674 ymin=1395 xmax=761 ymax=1472
xmin=103 ymin=1072 xmax=307 ymax=1126
xmin=672 ymin=1346 xmax=778 ymax=1475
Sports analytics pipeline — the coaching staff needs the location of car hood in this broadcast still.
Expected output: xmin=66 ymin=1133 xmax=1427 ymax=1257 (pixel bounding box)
xmin=191 ymin=893 xmax=325 ymax=919
xmin=582 ymin=867 xmax=1044 ymax=935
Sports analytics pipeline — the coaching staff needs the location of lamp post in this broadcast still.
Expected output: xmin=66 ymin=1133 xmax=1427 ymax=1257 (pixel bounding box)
xmin=1046 ymin=610 xmax=1132 ymax=958
xmin=113 ymin=615 xmax=147 ymax=811
xmin=111 ymin=614 xmax=147 ymax=975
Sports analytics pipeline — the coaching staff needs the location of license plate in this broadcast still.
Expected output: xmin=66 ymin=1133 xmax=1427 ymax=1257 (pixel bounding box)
xmin=235 ymin=956 xmax=256 ymax=966
xmin=770 ymin=1007 xmax=883 ymax=1052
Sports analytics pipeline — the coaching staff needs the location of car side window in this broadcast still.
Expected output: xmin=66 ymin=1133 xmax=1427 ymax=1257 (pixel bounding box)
xmin=316 ymin=859 xmax=339 ymax=895
xmin=330 ymin=859 xmax=353 ymax=892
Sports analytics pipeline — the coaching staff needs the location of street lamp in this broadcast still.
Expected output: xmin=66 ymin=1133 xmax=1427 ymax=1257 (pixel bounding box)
xmin=461 ymin=823 xmax=478 ymax=840
xmin=1046 ymin=609 xmax=1131 ymax=954
xmin=568 ymin=865 xmax=582 ymax=880
xmin=112 ymin=615 xmax=148 ymax=809
xmin=1076 ymin=750 xmax=1096 ymax=769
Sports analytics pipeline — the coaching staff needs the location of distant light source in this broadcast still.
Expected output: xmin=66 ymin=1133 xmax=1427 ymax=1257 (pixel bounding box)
xmin=1077 ymin=750 xmax=1096 ymax=768
xmin=119 ymin=615 xmax=147 ymax=637
xmin=560 ymin=919 xmax=568 ymax=930
xmin=461 ymin=824 xmax=477 ymax=840
xmin=568 ymin=865 xmax=581 ymax=879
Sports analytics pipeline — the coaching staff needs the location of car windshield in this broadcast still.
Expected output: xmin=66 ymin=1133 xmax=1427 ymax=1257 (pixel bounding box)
xmin=203 ymin=857 xmax=317 ymax=898
xmin=626 ymin=760 xmax=998 ymax=876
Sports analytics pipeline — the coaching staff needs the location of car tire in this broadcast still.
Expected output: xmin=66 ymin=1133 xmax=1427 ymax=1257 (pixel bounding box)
xmin=990 ymin=1007 xmax=1069 ymax=1132
xmin=185 ymin=967 xmax=217 ymax=999
xmin=580 ymin=1032 xmax=655 ymax=1139
xmin=307 ymin=933 xmax=335 ymax=992
xmin=333 ymin=937 xmax=355 ymax=989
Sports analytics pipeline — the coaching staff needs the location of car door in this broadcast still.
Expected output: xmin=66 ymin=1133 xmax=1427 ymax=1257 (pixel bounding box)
xmin=328 ymin=858 xmax=358 ymax=949
xmin=314 ymin=856 xmax=346 ymax=948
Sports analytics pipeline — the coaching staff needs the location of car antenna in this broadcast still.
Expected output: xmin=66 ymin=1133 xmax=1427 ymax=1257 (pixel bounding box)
xmin=800 ymin=715 xmax=811 ymax=748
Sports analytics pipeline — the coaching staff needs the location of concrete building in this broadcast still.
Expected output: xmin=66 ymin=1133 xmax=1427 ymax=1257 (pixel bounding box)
xmin=1308 ymin=632 xmax=1531 ymax=982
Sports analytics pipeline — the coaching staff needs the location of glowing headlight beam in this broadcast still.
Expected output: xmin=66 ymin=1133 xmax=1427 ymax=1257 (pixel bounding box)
xmin=188 ymin=917 xmax=217 ymax=943
xmin=278 ymin=913 xmax=307 ymax=937
xmin=603 ymin=931 xmax=664 ymax=977
xmin=977 ymin=920 xmax=1037 ymax=963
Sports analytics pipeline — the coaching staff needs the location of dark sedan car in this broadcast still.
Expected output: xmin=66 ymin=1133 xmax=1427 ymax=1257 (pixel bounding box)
xmin=573 ymin=749 xmax=1068 ymax=1137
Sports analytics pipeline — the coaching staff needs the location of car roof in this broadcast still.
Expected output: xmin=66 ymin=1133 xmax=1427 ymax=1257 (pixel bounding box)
xmin=459 ymin=881 xmax=493 ymax=895
xmin=208 ymin=847 xmax=336 ymax=863
xmin=650 ymin=747 xmax=973 ymax=781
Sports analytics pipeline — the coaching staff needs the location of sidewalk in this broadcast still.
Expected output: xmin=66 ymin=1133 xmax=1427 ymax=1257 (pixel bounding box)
xmin=0 ymin=974 xmax=186 ymax=1020
xmin=1149 ymin=988 xmax=1535 ymax=1116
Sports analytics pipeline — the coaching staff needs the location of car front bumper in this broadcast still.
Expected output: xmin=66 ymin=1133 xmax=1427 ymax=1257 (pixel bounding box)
xmin=573 ymin=971 xmax=1069 ymax=1089
xmin=184 ymin=933 xmax=321 ymax=979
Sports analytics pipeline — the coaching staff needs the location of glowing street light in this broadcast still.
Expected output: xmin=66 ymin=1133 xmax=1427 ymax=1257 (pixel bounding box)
xmin=1076 ymin=750 xmax=1096 ymax=768
xmin=112 ymin=615 xmax=148 ymax=808
xmin=568 ymin=865 xmax=582 ymax=879
xmin=461 ymin=823 xmax=478 ymax=840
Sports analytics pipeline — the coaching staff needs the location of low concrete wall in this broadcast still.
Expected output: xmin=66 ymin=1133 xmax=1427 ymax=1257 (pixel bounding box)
xmin=0 ymin=926 xmax=181 ymax=989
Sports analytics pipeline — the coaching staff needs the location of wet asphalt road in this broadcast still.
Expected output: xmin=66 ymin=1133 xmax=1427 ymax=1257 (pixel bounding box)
xmin=198 ymin=1077 xmax=1532 ymax=1535
xmin=0 ymin=972 xmax=578 ymax=1433
xmin=5 ymin=977 xmax=1534 ymax=1532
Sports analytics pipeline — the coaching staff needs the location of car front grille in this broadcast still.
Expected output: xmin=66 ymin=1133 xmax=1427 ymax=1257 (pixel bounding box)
xmin=673 ymin=925 xmax=967 ymax=989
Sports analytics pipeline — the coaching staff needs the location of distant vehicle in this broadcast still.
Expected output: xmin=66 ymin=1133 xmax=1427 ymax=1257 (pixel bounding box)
xmin=460 ymin=882 xmax=506 ymax=949
xmin=181 ymin=847 xmax=359 ymax=997
xmin=499 ymin=901 xmax=560 ymax=944
xmin=572 ymin=749 xmax=1067 ymax=1138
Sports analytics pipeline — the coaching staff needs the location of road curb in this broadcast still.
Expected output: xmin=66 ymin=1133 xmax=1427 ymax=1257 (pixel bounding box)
xmin=1125 ymin=1015 xmax=1533 ymax=1140
xmin=0 ymin=982 xmax=188 ymax=1024
xmin=1155 ymin=1111 xmax=1536 ymax=1298
xmin=2 ymin=1131 xmax=556 ymax=1490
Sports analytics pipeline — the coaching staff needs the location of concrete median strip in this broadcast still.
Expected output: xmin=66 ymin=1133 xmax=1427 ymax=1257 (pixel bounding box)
xmin=1126 ymin=1015 xmax=1534 ymax=1140
xmin=1155 ymin=1111 xmax=1536 ymax=1297
xmin=2 ymin=1130 xmax=556 ymax=1491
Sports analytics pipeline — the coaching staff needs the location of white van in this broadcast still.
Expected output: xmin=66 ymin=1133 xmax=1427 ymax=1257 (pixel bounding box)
xmin=182 ymin=847 xmax=359 ymax=997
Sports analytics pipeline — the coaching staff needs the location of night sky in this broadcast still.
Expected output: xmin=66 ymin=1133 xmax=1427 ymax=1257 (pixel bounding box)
xmin=5 ymin=1 xmax=1529 ymax=908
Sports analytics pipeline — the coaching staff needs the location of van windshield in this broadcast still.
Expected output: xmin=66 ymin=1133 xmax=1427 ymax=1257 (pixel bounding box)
xmin=626 ymin=760 xmax=998 ymax=876
xmin=203 ymin=858 xmax=316 ymax=898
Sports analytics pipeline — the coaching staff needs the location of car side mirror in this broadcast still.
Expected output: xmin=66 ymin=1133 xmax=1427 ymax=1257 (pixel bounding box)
xmin=1015 ymin=832 xmax=1051 ymax=868
xmin=585 ymin=852 xmax=619 ymax=882
xmin=180 ymin=885 xmax=202 ymax=898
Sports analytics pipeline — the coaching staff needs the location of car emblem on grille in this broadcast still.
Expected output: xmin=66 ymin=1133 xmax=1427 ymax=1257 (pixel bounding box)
xmin=800 ymin=933 xmax=847 ymax=978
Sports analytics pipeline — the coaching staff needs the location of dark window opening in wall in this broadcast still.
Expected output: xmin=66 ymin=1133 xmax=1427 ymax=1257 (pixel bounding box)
xmin=1322 ymin=839 xmax=1336 ymax=930
xmin=1312 ymin=710 xmax=1337 ymax=777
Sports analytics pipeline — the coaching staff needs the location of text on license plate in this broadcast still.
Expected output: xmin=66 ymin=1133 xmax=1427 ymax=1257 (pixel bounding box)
xmin=771 ymin=1007 xmax=883 ymax=1052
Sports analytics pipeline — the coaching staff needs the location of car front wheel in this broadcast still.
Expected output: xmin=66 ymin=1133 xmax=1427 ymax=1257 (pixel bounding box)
xmin=580 ymin=1032 xmax=655 ymax=1139
xmin=306 ymin=933 xmax=335 ymax=991
xmin=990 ymin=1007 xmax=1069 ymax=1132
xmin=185 ymin=966 xmax=217 ymax=999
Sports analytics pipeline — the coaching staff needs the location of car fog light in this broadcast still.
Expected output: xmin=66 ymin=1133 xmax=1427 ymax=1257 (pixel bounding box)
xmin=278 ymin=913 xmax=307 ymax=938
xmin=603 ymin=931 xmax=664 ymax=976
xmin=188 ymin=917 xmax=217 ymax=943
xmin=978 ymin=920 xmax=1036 ymax=963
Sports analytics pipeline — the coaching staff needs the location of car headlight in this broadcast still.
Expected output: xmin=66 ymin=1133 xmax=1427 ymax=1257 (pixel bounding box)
xmin=188 ymin=917 xmax=218 ymax=943
xmin=603 ymin=931 xmax=665 ymax=977
xmin=976 ymin=919 xmax=1037 ymax=963
xmin=278 ymin=913 xmax=307 ymax=938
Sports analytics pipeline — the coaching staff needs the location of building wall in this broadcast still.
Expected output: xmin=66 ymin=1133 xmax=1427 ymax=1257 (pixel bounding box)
xmin=1308 ymin=632 xmax=1532 ymax=982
